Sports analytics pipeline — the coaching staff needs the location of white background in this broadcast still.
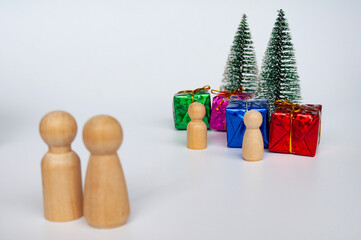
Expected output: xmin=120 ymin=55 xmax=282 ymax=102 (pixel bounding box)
xmin=1 ymin=0 xmax=361 ymax=239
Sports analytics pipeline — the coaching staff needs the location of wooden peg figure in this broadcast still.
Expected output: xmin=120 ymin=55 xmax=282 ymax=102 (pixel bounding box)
xmin=187 ymin=102 xmax=207 ymax=150
xmin=242 ymin=110 xmax=264 ymax=161
xmin=39 ymin=111 xmax=83 ymax=222
xmin=83 ymin=115 xmax=130 ymax=229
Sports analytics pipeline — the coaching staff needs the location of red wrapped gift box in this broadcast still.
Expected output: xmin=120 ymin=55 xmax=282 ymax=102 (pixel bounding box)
xmin=269 ymin=101 xmax=322 ymax=157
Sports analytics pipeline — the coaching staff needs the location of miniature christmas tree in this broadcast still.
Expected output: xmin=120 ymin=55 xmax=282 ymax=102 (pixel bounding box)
xmin=256 ymin=9 xmax=301 ymax=105
xmin=221 ymin=14 xmax=258 ymax=92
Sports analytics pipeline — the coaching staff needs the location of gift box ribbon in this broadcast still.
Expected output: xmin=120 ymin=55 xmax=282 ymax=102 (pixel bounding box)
xmin=211 ymin=86 xmax=252 ymax=130
xmin=177 ymin=85 xmax=211 ymax=103
xmin=274 ymin=100 xmax=321 ymax=153
xmin=211 ymin=86 xmax=251 ymax=110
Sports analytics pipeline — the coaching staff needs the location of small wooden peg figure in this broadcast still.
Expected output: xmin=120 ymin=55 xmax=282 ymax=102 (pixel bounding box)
xmin=242 ymin=110 xmax=264 ymax=161
xmin=39 ymin=111 xmax=83 ymax=222
xmin=83 ymin=115 xmax=130 ymax=229
xmin=187 ymin=102 xmax=207 ymax=150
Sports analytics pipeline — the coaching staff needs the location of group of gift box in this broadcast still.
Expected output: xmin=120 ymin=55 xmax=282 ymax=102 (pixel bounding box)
xmin=173 ymin=85 xmax=322 ymax=157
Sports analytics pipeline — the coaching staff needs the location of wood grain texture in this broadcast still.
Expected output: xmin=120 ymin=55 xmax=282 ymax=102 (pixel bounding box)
xmin=40 ymin=111 xmax=83 ymax=222
xmin=242 ymin=110 xmax=264 ymax=161
xmin=83 ymin=115 xmax=130 ymax=229
xmin=187 ymin=102 xmax=207 ymax=150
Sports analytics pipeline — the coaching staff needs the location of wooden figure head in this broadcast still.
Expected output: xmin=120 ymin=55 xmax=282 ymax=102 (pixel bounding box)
xmin=188 ymin=102 xmax=206 ymax=121
xmin=39 ymin=111 xmax=77 ymax=149
xmin=244 ymin=110 xmax=262 ymax=129
xmin=83 ymin=115 xmax=123 ymax=155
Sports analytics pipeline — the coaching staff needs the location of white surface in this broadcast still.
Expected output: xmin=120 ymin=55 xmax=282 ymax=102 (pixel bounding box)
xmin=1 ymin=1 xmax=361 ymax=239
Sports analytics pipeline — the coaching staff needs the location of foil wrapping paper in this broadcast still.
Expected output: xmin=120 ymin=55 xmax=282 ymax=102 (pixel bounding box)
xmin=173 ymin=92 xmax=211 ymax=130
xmin=226 ymin=99 xmax=269 ymax=148
xmin=269 ymin=104 xmax=322 ymax=157
xmin=210 ymin=93 xmax=255 ymax=131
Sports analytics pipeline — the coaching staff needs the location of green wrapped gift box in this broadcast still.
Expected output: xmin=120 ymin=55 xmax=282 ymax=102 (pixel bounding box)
xmin=173 ymin=85 xmax=211 ymax=130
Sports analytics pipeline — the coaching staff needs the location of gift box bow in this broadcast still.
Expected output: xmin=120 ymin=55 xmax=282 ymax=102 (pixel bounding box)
xmin=177 ymin=85 xmax=211 ymax=103
xmin=274 ymin=99 xmax=322 ymax=153
xmin=211 ymin=86 xmax=252 ymax=110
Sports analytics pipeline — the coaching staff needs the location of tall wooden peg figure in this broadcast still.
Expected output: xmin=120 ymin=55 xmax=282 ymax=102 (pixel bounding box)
xmin=39 ymin=111 xmax=83 ymax=222
xmin=83 ymin=115 xmax=130 ymax=229
xmin=242 ymin=110 xmax=264 ymax=161
xmin=187 ymin=102 xmax=207 ymax=150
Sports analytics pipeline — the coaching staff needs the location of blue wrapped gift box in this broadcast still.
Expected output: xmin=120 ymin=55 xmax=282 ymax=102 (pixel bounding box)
xmin=226 ymin=99 xmax=269 ymax=148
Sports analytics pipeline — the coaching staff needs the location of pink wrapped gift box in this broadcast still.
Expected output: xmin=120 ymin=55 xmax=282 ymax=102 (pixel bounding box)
xmin=210 ymin=92 xmax=254 ymax=131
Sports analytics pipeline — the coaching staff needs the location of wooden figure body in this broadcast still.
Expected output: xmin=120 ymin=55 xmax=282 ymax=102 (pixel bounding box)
xmin=187 ymin=102 xmax=207 ymax=150
xmin=83 ymin=115 xmax=130 ymax=229
xmin=242 ymin=110 xmax=264 ymax=161
xmin=39 ymin=111 xmax=83 ymax=222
